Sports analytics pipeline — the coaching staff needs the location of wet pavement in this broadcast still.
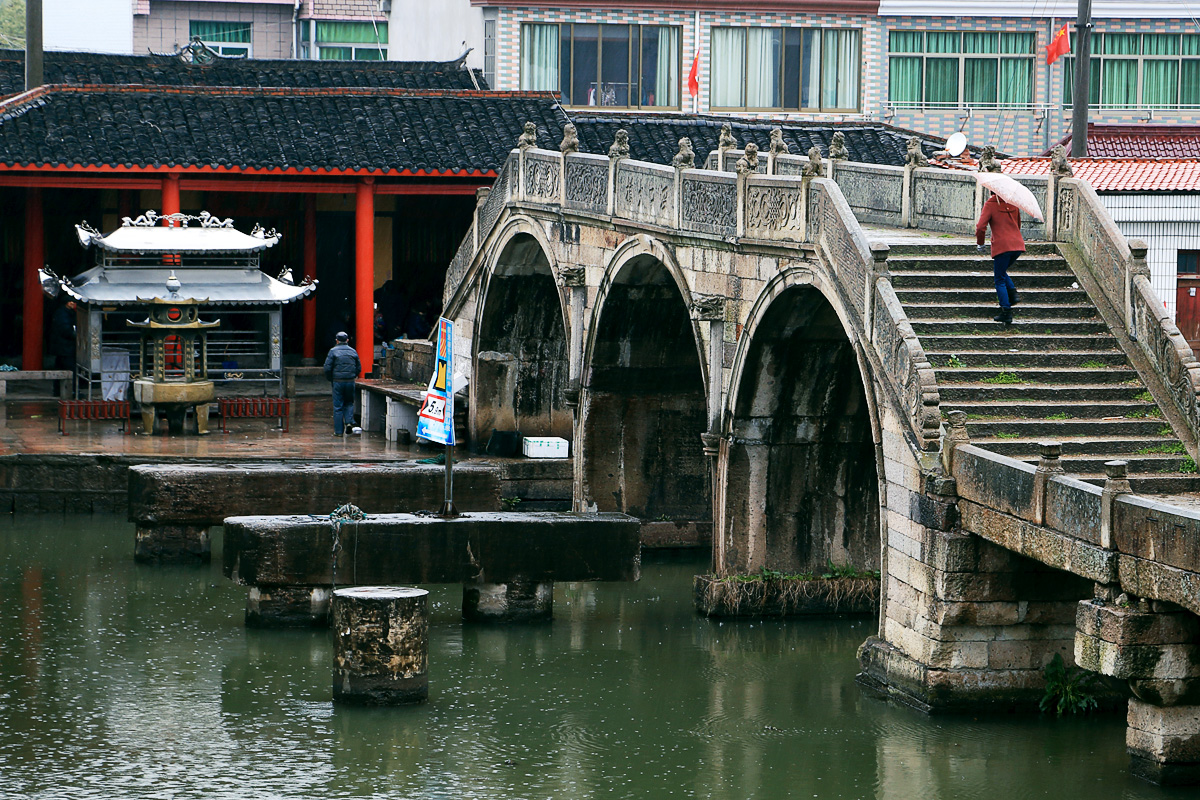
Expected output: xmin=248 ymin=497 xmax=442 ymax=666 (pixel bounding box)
xmin=0 ymin=396 xmax=435 ymax=462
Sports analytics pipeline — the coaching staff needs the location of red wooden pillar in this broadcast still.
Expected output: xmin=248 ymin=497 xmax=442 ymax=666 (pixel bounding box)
xmin=355 ymin=178 xmax=375 ymax=376
xmin=161 ymin=173 xmax=180 ymax=224
xmin=22 ymin=187 xmax=43 ymax=370
xmin=303 ymin=195 xmax=317 ymax=362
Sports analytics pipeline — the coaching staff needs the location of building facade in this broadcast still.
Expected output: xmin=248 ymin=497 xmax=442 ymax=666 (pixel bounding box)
xmin=471 ymin=0 xmax=1200 ymax=157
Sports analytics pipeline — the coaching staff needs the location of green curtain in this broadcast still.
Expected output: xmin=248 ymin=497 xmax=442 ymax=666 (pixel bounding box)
xmin=927 ymin=32 xmax=960 ymax=53
xmin=889 ymin=56 xmax=922 ymax=104
xmin=520 ymin=24 xmax=559 ymax=91
xmin=1144 ymin=34 xmax=1179 ymax=55
xmin=1143 ymin=60 xmax=1178 ymax=106
xmin=1102 ymin=59 xmax=1138 ymax=106
xmin=319 ymin=47 xmax=351 ymax=61
xmin=1184 ymin=35 xmax=1200 ymax=56
xmin=963 ymin=32 xmax=997 ymax=54
xmin=889 ymin=31 xmax=922 ymax=53
xmin=1101 ymin=33 xmax=1137 ymax=55
xmin=998 ymin=58 xmax=1032 ymax=105
xmin=1181 ymin=60 xmax=1200 ymax=105
xmin=964 ymin=58 xmax=996 ymax=103
xmin=316 ymin=21 xmax=387 ymax=45
xmin=1064 ymin=57 xmax=1102 ymax=106
xmin=189 ymin=21 xmax=250 ymax=43
xmin=925 ymin=59 xmax=957 ymax=105
xmin=1000 ymin=32 xmax=1035 ymax=54
xmin=711 ymin=27 xmax=745 ymax=107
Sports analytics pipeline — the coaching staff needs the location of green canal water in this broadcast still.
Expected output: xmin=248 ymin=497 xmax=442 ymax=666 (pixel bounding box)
xmin=0 ymin=515 xmax=1191 ymax=799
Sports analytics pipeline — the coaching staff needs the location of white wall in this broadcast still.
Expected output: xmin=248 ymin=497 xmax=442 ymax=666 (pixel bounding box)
xmin=388 ymin=0 xmax=482 ymax=70
xmin=44 ymin=0 xmax=133 ymax=53
xmin=1102 ymin=193 xmax=1200 ymax=321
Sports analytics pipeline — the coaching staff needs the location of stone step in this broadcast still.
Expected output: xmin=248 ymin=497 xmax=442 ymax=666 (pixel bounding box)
xmin=895 ymin=288 xmax=1090 ymax=305
xmin=918 ymin=334 xmax=1119 ymax=352
xmin=999 ymin=452 xmax=1195 ymax=476
xmin=944 ymin=400 xmax=1157 ymax=418
xmin=905 ymin=303 xmax=1098 ymax=320
xmin=940 ymin=384 xmax=1150 ymax=403
xmin=886 ymin=242 xmax=1062 ymax=257
xmin=925 ymin=351 xmax=1130 ymax=368
xmin=911 ymin=319 xmax=1112 ymax=336
xmin=939 ymin=367 xmax=1138 ymax=385
xmin=892 ymin=272 xmax=1080 ymax=289
xmin=888 ymin=253 xmax=1070 ymax=273
xmin=964 ymin=418 xmax=1172 ymax=438
xmin=970 ymin=436 xmax=1181 ymax=457
xmin=1125 ymin=475 xmax=1200 ymax=493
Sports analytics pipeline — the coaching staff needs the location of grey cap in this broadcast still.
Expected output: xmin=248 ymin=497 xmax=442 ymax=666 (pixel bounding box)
xmin=335 ymin=331 xmax=349 ymax=342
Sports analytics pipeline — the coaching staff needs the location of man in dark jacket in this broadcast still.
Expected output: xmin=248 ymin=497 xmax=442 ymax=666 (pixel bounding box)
xmin=323 ymin=331 xmax=361 ymax=436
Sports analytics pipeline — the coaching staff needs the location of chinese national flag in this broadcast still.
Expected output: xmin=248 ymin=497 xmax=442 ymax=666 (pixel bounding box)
xmin=1047 ymin=24 xmax=1070 ymax=65
xmin=688 ymin=50 xmax=700 ymax=98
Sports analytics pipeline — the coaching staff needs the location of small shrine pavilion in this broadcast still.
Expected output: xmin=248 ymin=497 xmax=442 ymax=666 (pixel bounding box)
xmin=41 ymin=211 xmax=316 ymax=400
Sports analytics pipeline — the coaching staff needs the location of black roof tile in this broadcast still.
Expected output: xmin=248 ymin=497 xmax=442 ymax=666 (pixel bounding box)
xmin=0 ymin=49 xmax=487 ymax=95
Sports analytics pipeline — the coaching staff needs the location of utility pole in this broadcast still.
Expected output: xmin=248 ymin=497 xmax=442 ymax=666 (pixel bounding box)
xmin=25 ymin=0 xmax=42 ymax=91
xmin=1070 ymin=0 xmax=1093 ymax=157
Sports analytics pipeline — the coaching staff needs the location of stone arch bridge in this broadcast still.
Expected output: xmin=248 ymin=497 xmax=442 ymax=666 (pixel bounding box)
xmin=443 ymin=140 xmax=1200 ymax=785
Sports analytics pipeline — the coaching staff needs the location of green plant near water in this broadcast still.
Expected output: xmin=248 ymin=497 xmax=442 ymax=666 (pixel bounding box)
xmin=1160 ymin=426 xmax=1175 ymax=436
xmin=982 ymin=372 xmax=1021 ymax=385
xmin=995 ymin=432 xmax=1020 ymax=439
xmin=1046 ymin=411 xmax=1070 ymax=420
xmin=500 ymin=496 xmax=522 ymax=511
xmin=1182 ymin=457 xmax=1198 ymax=474
xmin=1135 ymin=391 xmax=1155 ymax=403
xmin=1125 ymin=409 xmax=1147 ymax=419
xmin=1040 ymin=653 xmax=1101 ymax=717
xmin=1137 ymin=442 xmax=1186 ymax=455
xmin=947 ymin=355 xmax=965 ymax=369
xmin=1080 ymin=360 xmax=1105 ymax=369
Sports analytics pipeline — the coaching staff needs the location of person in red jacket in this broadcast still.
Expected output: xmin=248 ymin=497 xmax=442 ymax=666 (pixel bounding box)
xmin=975 ymin=193 xmax=1025 ymax=326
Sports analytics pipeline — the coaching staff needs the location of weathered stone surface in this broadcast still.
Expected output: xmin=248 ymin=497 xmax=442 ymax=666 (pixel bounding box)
xmin=134 ymin=523 xmax=210 ymax=564
xmin=224 ymin=511 xmax=641 ymax=587
xmin=246 ymin=584 xmax=331 ymax=628
xmin=1127 ymin=699 xmax=1200 ymax=785
xmin=1076 ymin=598 xmax=1200 ymax=646
xmin=639 ymin=520 xmax=711 ymax=548
xmin=1076 ymin=632 xmax=1200 ymax=680
xmin=1119 ymin=553 xmax=1200 ymax=617
xmin=332 ymin=586 xmax=429 ymax=705
xmin=952 ymin=445 xmax=1038 ymax=522
xmin=1043 ymin=475 xmax=1103 ymax=546
xmin=129 ymin=462 xmax=505 ymax=525
xmin=1115 ymin=494 xmax=1200 ymax=574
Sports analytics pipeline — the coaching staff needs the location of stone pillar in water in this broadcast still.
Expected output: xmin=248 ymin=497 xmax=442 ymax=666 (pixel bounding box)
xmin=246 ymin=585 xmax=332 ymax=628
xmin=462 ymin=580 xmax=553 ymax=622
xmin=134 ymin=524 xmax=210 ymax=564
xmin=332 ymin=586 xmax=428 ymax=705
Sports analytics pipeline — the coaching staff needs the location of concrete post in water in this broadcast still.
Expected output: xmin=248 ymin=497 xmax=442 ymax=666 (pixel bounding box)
xmin=247 ymin=585 xmax=331 ymax=628
xmin=462 ymin=580 xmax=553 ymax=622
xmin=134 ymin=524 xmax=210 ymax=565
xmin=332 ymin=586 xmax=429 ymax=705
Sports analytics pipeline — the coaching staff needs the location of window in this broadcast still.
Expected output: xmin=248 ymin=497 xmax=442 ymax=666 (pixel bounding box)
xmin=189 ymin=21 xmax=251 ymax=57
xmin=1180 ymin=250 xmax=1200 ymax=274
xmin=1064 ymin=33 xmax=1200 ymax=108
xmin=709 ymin=26 xmax=859 ymax=112
xmin=888 ymin=31 xmax=1034 ymax=108
xmin=316 ymin=21 xmax=388 ymax=61
xmin=484 ymin=17 xmax=497 ymax=89
xmin=520 ymin=22 xmax=681 ymax=109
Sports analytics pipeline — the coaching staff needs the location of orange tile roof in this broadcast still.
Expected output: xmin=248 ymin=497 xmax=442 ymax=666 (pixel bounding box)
xmin=1002 ymin=157 xmax=1200 ymax=192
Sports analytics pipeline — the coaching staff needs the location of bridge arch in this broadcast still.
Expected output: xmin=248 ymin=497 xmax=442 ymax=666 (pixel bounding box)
xmin=717 ymin=267 xmax=884 ymax=579
xmin=470 ymin=217 xmax=571 ymax=447
xmin=578 ymin=234 xmax=711 ymax=522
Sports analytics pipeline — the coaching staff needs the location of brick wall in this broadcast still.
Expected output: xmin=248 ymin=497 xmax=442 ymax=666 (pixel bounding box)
xmin=135 ymin=2 xmax=295 ymax=58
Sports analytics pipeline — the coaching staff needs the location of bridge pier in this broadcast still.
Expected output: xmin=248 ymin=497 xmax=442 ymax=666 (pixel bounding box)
xmin=462 ymin=580 xmax=553 ymax=623
xmin=1077 ymin=596 xmax=1200 ymax=785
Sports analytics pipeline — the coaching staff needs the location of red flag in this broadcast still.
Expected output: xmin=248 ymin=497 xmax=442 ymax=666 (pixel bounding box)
xmin=1047 ymin=24 xmax=1070 ymax=65
xmin=688 ymin=50 xmax=700 ymax=98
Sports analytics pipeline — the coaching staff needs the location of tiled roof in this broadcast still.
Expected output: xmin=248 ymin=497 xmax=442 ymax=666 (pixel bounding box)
xmin=0 ymin=49 xmax=487 ymax=96
xmin=570 ymin=112 xmax=943 ymax=168
xmin=1052 ymin=124 xmax=1200 ymax=159
xmin=0 ymin=85 xmax=565 ymax=174
xmin=1003 ymin=157 xmax=1200 ymax=192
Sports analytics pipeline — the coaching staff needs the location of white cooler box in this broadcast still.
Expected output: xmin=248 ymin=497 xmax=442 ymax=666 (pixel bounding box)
xmin=522 ymin=436 xmax=569 ymax=458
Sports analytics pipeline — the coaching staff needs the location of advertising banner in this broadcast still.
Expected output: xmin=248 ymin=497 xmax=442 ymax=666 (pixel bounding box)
xmin=416 ymin=317 xmax=454 ymax=446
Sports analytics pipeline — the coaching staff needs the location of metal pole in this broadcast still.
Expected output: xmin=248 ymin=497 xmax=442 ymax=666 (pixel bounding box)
xmin=440 ymin=443 xmax=458 ymax=518
xmin=1070 ymin=0 xmax=1093 ymax=158
xmin=25 ymin=0 xmax=42 ymax=91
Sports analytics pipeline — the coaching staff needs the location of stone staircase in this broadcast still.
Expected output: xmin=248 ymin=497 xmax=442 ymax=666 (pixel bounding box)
xmin=888 ymin=242 xmax=1200 ymax=493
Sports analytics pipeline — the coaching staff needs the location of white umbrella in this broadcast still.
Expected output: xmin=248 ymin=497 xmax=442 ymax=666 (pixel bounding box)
xmin=975 ymin=171 xmax=1044 ymax=222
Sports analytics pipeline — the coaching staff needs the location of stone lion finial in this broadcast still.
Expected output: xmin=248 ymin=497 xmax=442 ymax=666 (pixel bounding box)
xmin=672 ymin=137 xmax=695 ymax=170
xmin=608 ymin=129 xmax=630 ymax=160
xmin=560 ymin=123 xmax=579 ymax=156
xmin=769 ymin=128 xmax=789 ymax=156
xmin=830 ymin=132 xmax=849 ymax=161
xmin=802 ymin=145 xmax=824 ymax=177
xmin=1050 ymin=144 xmax=1074 ymax=177
xmin=905 ymin=136 xmax=929 ymax=168
xmin=979 ymin=145 xmax=1002 ymax=173
xmin=736 ymin=142 xmax=759 ymax=176
xmin=718 ymin=123 xmax=738 ymax=152
xmin=517 ymin=122 xmax=538 ymax=150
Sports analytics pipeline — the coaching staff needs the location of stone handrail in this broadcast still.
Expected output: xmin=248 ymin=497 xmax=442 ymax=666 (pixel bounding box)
xmin=1058 ymin=177 xmax=1200 ymax=452
xmin=872 ymin=279 xmax=943 ymax=451
xmin=443 ymin=150 xmax=516 ymax=305
xmin=809 ymin=178 xmax=871 ymax=319
xmin=948 ymin=440 xmax=1200 ymax=616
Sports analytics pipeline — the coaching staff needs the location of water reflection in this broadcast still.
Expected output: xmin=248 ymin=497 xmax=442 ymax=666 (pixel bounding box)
xmin=0 ymin=517 xmax=1192 ymax=798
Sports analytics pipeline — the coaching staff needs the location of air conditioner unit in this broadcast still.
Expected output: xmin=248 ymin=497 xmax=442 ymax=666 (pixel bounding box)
xmin=379 ymin=0 xmax=391 ymax=11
